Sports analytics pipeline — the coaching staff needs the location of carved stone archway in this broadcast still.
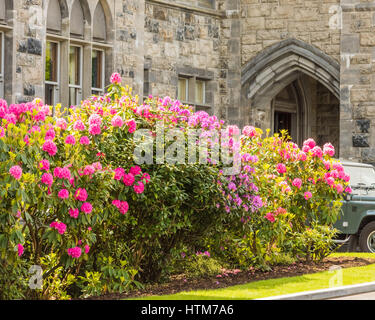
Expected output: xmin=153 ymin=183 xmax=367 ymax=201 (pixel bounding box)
xmin=241 ymin=38 xmax=340 ymax=149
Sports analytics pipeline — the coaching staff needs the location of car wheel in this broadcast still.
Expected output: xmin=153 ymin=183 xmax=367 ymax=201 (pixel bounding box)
xmin=359 ymin=221 xmax=375 ymax=252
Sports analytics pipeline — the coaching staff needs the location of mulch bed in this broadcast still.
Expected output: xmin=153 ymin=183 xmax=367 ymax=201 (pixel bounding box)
xmin=84 ymin=256 xmax=375 ymax=300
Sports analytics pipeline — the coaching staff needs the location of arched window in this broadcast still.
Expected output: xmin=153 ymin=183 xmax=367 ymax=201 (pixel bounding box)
xmin=43 ymin=0 xmax=113 ymax=106
xmin=45 ymin=0 xmax=65 ymax=106
xmin=93 ymin=1 xmax=106 ymax=42
xmin=46 ymin=0 xmax=62 ymax=33
xmin=70 ymin=0 xmax=84 ymax=38
xmin=91 ymin=0 xmax=113 ymax=96
xmin=0 ymin=0 xmax=5 ymax=23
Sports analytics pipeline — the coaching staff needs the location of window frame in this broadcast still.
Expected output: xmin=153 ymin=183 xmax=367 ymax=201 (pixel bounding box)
xmin=68 ymin=44 xmax=83 ymax=106
xmin=68 ymin=44 xmax=83 ymax=89
xmin=178 ymin=76 xmax=189 ymax=103
xmin=177 ymin=75 xmax=210 ymax=111
xmin=45 ymin=40 xmax=60 ymax=87
xmin=195 ymin=79 xmax=206 ymax=105
xmin=44 ymin=39 xmax=61 ymax=106
xmin=91 ymin=47 xmax=105 ymax=95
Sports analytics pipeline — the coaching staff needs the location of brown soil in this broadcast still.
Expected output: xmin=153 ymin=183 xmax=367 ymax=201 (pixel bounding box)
xmin=84 ymin=256 xmax=375 ymax=300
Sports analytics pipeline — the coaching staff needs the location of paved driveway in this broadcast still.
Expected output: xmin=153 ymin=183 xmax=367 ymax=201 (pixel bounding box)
xmin=329 ymin=292 xmax=375 ymax=300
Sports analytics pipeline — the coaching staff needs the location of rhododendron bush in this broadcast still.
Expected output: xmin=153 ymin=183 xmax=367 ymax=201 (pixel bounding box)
xmin=0 ymin=74 xmax=350 ymax=299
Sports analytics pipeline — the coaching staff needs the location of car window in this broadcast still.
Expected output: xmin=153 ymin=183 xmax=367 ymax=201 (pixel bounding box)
xmin=343 ymin=165 xmax=375 ymax=187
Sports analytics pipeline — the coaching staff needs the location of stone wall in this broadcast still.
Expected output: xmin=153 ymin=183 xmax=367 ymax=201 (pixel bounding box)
xmin=240 ymin=0 xmax=341 ymax=67
xmin=340 ymin=0 xmax=375 ymax=163
xmin=143 ymin=0 xmax=223 ymax=115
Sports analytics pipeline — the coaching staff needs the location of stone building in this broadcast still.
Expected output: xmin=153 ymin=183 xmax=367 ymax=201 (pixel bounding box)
xmin=0 ymin=0 xmax=375 ymax=163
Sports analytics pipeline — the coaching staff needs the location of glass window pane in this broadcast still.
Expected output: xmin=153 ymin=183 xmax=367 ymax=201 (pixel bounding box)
xmin=92 ymin=50 xmax=103 ymax=89
xmin=69 ymin=46 xmax=81 ymax=86
xmin=196 ymin=80 xmax=205 ymax=104
xmin=45 ymin=41 xmax=58 ymax=82
xmin=178 ymin=78 xmax=187 ymax=101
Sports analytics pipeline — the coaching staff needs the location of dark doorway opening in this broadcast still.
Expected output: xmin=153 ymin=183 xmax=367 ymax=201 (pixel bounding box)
xmin=274 ymin=111 xmax=292 ymax=137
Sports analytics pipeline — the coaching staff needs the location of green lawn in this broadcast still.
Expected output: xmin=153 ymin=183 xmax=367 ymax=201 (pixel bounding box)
xmin=131 ymin=253 xmax=375 ymax=300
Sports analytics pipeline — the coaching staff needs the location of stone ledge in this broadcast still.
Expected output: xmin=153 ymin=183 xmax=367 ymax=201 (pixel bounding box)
xmin=146 ymin=0 xmax=224 ymax=17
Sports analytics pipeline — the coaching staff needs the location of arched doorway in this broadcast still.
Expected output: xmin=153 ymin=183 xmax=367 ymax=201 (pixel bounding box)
xmin=241 ymin=38 xmax=340 ymax=155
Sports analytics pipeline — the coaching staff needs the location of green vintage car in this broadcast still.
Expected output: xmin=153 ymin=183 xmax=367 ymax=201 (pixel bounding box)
xmin=334 ymin=160 xmax=375 ymax=252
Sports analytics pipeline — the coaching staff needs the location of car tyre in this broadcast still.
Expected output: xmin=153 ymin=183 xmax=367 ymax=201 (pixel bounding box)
xmin=359 ymin=221 xmax=375 ymax=252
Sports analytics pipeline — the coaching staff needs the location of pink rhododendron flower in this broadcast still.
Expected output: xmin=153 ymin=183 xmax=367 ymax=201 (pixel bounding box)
xmin=227 ymin=125 xmax=240 ymax=136
xmin=111 ymin=115 xmax=124 ymax=127
xmin=83 ymin=165 xmax=95 ymax=176
xmin=65 ymin=135 xmax=76 ymax=145
xmin=17 ymin=244 xmax=24 ymax=257
xmin=9 ymin=165 xmax=22 ymax=180
xmin=73 ymin=120 xmax=85 ymax=131
xmin=81 ymin=202 xmax=93 ymax=214
xmin=0 ymin=126 xmax=4 ymax=138
xmin=123 ymin=173 xmax=135 ymax=186
xmin=130 ymin=165 xmax=142 ymax=176
xmin=24 ymin=134 xmax=30 ymax=145
xmin=110 ymin=72 xmax=122 ymax=84
xmin=126 ymin=119 xmax=137 ymax=133
xmin=304 ymin=191 xmax=312 ymax=200
xmin=89 ymin=124 xmax=101 ymax=135
xmin=92 ymin=162 xmax=102 ymax=171
xmin=242 ymin=125 xmax=256 ymax=137
xmin=42 ymin=140 xmax=57 ymax=156
xmin=345 ymin=187 xmax=352 ymax=193
xmin=302 ymin=145 xmax=310 ymax=153
xmin=39 ymin=159 xmax=50 ymax=171
xmin=84 ymin=245 xmax=90 ymax=254
xmin=58 ymin=189 xmax=69 ymax=199
xmin=326 ymin=177 xmax=335 ymax=186
xmin=276 ymin=163 xmax=286 ymax=174
xmin=303 ymin=138 xmax=316 ymax=149
xmin=67 ymin=246 xmax=82 ymax=258
xmin=297 ymin=152 xmax=307 ymax=161
xmin=133 ymin=181 xmax=145 ymax=194
xmin=336 ymin=184 xmax=344 ymax=194
xmin=292 ymin=178 xmax=302 ymax=189
xmin=45 ymin=127 xmax=55 ymax=140
xmin=88 ymin=114 xmax=102 ymax=126
xmin=323 ymin=143 xmax=335 ymax=157
xmin=332 ymin=162 xmax=344 ymax=172
xmin=80 ymin=136 xmax=90 ymax=145
xmin=142 ymin=173 xmax=151 ymax=184
xmin=265 ymin=212 xmax=275 ymax=223
xmin=56 ymin=118 xmax=67 ymax=130
xmin=114 ymin=168 xmax=125 ymax=180
xmin=41 ymin=172 xmax=53 ymax=187
xmin=311 ymin=146 xmax=323 ymax=158
xmin=75 ymin=188 xmax=88 ymax=202
xmin=343 ymin=174 xmax=350 ymax=182
xmin=50 ymin=221 xmax=67 ymax=234
xmin=69 ymin=208 xmax=79 ymax=219
xmin=112 ymin=200 xmax=129 ymax=215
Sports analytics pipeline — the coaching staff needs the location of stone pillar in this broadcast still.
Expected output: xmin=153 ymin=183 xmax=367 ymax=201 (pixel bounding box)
xmin=223 ymin=0 xmax=242 ymax=126
xmin=113 ymin=0 xmax=145 ymax=97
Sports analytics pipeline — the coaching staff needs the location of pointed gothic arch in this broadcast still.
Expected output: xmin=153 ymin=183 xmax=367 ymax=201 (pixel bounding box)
xmin=241 ymin=38 xmax=341 ymax=150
